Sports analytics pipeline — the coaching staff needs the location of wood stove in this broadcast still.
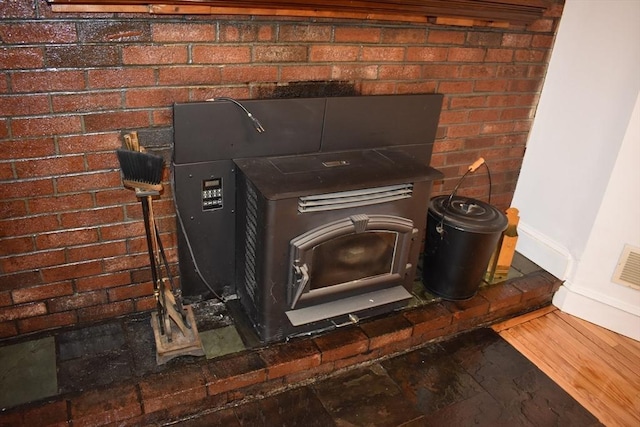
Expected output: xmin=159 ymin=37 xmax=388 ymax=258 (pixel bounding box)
xmin=173 ymin=94 xmax=443 ymax=342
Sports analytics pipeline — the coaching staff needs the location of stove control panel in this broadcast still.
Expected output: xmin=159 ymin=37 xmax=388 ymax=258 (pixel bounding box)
xmin=202 ymin=178 xmax=223 ymax=211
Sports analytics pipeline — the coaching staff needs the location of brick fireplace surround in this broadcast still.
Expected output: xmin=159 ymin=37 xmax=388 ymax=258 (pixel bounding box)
xmin=1 ymin=0 xmax=565 ymax=411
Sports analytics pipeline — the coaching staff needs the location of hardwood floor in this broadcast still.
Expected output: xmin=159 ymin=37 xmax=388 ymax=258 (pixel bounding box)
xmin=493 ymin=306 xmax=640 ymax=427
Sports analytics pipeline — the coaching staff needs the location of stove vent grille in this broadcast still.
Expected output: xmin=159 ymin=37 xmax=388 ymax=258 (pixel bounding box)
xmin=298 ymin=183 xmax=413 ymax=213
xmin=242 ymin=182 xmax=259 ymax=302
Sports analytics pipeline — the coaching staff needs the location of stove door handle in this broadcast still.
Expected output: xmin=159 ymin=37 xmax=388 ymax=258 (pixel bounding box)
xmin=291 ymin=264 xmax=310 ymax=309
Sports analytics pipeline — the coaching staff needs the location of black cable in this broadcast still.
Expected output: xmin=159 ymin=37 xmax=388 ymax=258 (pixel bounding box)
xmin=206 ymin=97 xmax=265 ymax=133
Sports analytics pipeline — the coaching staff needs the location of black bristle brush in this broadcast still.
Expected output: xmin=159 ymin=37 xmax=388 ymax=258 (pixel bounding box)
xmin=116 ymin=148 xmax=164 ymax=192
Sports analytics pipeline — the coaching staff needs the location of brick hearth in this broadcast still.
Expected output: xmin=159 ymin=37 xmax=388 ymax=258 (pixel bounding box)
xmin=0 ymin=256 xmax=560 ymax=426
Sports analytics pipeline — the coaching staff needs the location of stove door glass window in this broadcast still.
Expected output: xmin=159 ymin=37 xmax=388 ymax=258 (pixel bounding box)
xmin=310 ymin=231 xmax=396 ymax=289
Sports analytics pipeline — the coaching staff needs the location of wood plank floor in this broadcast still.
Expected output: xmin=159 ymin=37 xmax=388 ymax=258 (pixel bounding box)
xmin=493 ymin=307 xmax=640 ymax=427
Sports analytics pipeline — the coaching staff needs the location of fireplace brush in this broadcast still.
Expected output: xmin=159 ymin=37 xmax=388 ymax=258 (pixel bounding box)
xmin=117 ymin=132 xmax=204 ymax=364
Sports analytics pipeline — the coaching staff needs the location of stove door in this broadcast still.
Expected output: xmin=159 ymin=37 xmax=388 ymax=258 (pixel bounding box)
xmin=288 ymin=214 xmax=415 ymax=311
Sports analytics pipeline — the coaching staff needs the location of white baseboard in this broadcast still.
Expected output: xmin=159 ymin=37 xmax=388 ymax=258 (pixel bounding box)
xmin=553 ymin=284 xmax=640 ymax=341
xmin=515 ymin=221 xmax=573 ymax=280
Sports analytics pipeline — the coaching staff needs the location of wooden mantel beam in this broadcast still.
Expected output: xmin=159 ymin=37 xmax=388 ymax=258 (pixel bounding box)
xmin=48 ymin=0 xmax=552 ymax=27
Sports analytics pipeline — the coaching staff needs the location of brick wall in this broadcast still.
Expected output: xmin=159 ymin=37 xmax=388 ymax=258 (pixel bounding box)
xmin=0 ymin=0 xmax=564 ymax=338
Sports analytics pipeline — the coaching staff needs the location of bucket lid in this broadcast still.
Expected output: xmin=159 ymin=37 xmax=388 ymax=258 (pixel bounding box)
xmin=429 ymin=195 xmax=508 ymax=233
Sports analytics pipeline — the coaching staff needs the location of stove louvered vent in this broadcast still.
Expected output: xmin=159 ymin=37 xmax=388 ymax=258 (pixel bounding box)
xmin=298 ymin=183 xmax=413 ymax=213
xmin=612 ymin=244 xmax=640 ymax=290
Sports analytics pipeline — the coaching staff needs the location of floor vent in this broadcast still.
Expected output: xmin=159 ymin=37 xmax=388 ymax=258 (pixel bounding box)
xmin=612 ymin=244 xmax=640 ymax=290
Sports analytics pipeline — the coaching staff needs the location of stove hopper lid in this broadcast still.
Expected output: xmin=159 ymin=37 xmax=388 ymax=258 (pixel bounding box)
xmin=234 ymin=148 xmax=442 ymax=200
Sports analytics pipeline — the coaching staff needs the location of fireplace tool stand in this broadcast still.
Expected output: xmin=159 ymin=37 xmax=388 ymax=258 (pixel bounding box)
xmin=117 ymin=133 xmax=204 ymax=365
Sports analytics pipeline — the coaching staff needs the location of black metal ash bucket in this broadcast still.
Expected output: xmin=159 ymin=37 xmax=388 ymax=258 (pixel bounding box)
xmin=423 ymin=195 xmax=507 ymax=300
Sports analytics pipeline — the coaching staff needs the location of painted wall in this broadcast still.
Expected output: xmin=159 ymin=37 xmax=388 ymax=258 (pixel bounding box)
xmin=512 ymin=0 xmax=640 ymax=339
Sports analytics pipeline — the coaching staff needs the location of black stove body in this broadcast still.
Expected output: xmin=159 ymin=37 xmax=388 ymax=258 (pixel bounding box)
xmin=173 ymin=94 xmax=443 ymax=342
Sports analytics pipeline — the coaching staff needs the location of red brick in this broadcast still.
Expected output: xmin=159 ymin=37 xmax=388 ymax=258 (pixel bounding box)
xmin=331 ymin=64 xmax=378 ymax=80
xmin=0 ymin=199 xmax=26 ymax=219
xmin=438 ymin=110 xmax=468 ymax=125
xmin=58 ymin=132 xmax=121 ymax=154
xmin=309 ymin=45 xmax=359 ymax=62
xmin=192 ymin=45 xmax=251 ymax=64
xmin=442 ymin=294 xmax=490 ymax=323
xmin=359 ymin=313 xmax=413 ymax=350
xmin=427 ymin=30 xmax=465 ymax=45
xmin=280 ymin=65 xmax=332 ymax=82
xmin=403 ymin=303 xmax=452 ymax=337
xmin=334 ymin=27 xmax=381 ymax=43
xmin=485 ymin=48 xmax=514 ymax=62
xmin=379 ymin=64 xmax=421 ymax=80
xmin=77 ymin=20 xmax=151 ymax=43
xmin=100 ymin=221 xmax=145 ymax=240
xmin=60 ymin=206 xmax=124 ymax=228
xmin=0 ymin=321 xmax=18 ymax=338
xmin=397 ymin=81 xmax=437 ymax=94
xmin=221 ymin=65 xmax=278 ymax=84
xmin=157 ymin=65 xmax=222 ymax=85
xmin=108 ymin=281 xmax=153 ymax=301
xmin=0 ymin=302 xmax=47 ymax=322
xmin=71 ymin=384 xmax=141 ymax=427
xmin=474 ymin=79 xmax=509 ymax=92
xmin=77 ymin=300 xmax=133 ymax=323
xmin=448 ymin=47 xmax=486 ymax=62
xmin=220 ymin=22 xmax=274 ymax=42
xmin=0 ymin=291 xmax=11 ymax=307
xmin=502 ymin=33 xmax=532 ymax=48
xmin=259 ymin=339 xmax=321 ymax=379
xmin=68 ymin=241 xmax=127 ymax=263
xmin=0 ymin=138 xmax=55 ymax=160
xmin=48 ymin=290 xmax=105 ymax=314
xmin=422 ymin=64 xmax=461 ymax=79
xmin=449 ymin=95 xmax=486 ymax=109
xmin=152 ymin=23 xmax=215 ymax=42
xmin=0 ymin=46 xmax=43 ymax=69
xmin=279 ymin=24 xmax=331 ymax=42
xmin=478 ymin=283 xmax=523 ymax=312
xmin=11 ymin=70 xmax=84 ymax=93
xmin=75 ymin=271 xmax=131 ymax=292
xmin=41 ymin=260 xmax=103 ymax=283
xmin=0 ymin=400 xmax=69 ymax=427
xmin=204 ymin=352 xmax=267 ymax=395
xmin=52 ymin=91 xmax=122 ymax=114
xmin=88 ymin=68 xmax=155 ymax=89
xmin=285 ymin=360 xmax=336 ymax=384
xmin=140 ymin=365 xmax=206 ymax=414
xmin=18 ymin=311 xmax=77 ymax=334
xmin=333 ymin=348 xmax=381 ymax=370
xmin=460 ymin=64 xmax=497 ymax=78
xmin=12 ymin=281 xmax=74 ymax=304
xmin=15 ymin=155 xmax=85 ymax=179
xmin=438 ymin=81 xmax=473 ymax=93
xmin=11 ymin=115 xmax=82 ymax=137
xmin=122 ymin=45 xmax=187 ymax=65
xmin=0 ymin=0 xmax=36 ymax=18
xmin=1 ymin=248 xmax=65 ymax=273
xmin=46 ymin=45 xmax=119 ymax=68
xmin=85 ymin=152 xmax=120 ymax=171
xmin=253 ymin=45 xmax=308 ymax=63
xmin=532 ymin=34 xmax=554 ymax=49
xmin=33 ymin=192 xmax=94 ymax=216
xmin=528 ymin=18 xmax=555 ymax=33
xmin=446 ymin=123 xmax=482 ymax=138
xmin=56 ymin=171 xmax=122 ymax=193
xmin=35 ymin=228 xmax=97 ymax=250
xmin=103 ymin=253 xmax=149 ymax=273
xmin=0 ymin=236 xmax=33 ymax=256
xmin=0 ymin=271 xmax=42 ymax=292
xmin=313 ymin=326 xmax=369 ymax=362
xmin=382 ymin=28 xmax=426 ymax=44
xmin=361 ymin=46 xmax=405 ymax=62
xmin=467 ymin=31 xmax=503 ymax=47
xmin=125 ymin=87 xmax=190 ymax=108
xmin=0 ymin=22 xmax=76 ymax=44
xmin=406 ymin=46 xmax=448 ymax=62
xmin=83 ymin=110 xmax=150 ymax=132
xmin=497 ymin=64 xmax=529 ymax=78
xmin=0 ymin=94 xmax=49 ymax=115
xmin=0 ymin=161 xmax=13 ymax=180
xmin=515 ymin=49 xmax=547 ymax=63
xmin=468 ymin=109 xmax=502 ymax=122
xmin=134 ymin=295 xmax=156 ymax=312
